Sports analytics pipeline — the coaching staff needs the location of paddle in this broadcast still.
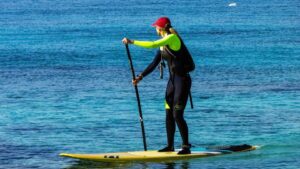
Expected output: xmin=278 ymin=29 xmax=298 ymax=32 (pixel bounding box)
xmin=125 ymin=44 xmax=147 ymax=151
xmin=189 ymin=91 xmax=194 ymax=109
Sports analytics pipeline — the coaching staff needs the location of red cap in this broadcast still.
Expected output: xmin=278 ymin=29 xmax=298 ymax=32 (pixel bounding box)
xmin=152 ymin=17 xmax=171 ymax=28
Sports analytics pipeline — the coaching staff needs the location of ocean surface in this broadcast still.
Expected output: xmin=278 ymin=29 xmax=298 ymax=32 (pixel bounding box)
xmin=0 ymin=0 xmax=299 ymax=168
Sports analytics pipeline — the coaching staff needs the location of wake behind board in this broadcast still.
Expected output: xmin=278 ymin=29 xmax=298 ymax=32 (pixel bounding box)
xmin=60 ymin=144 xmax=258 ymax=162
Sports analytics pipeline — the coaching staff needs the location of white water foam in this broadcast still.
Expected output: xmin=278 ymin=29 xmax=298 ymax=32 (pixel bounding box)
xmin=228 ymin=2 xmax=237 ymax=7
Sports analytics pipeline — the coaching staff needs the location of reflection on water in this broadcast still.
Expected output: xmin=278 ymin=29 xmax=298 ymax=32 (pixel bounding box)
xmin=64 ymin=160 xmax=190 ymax=169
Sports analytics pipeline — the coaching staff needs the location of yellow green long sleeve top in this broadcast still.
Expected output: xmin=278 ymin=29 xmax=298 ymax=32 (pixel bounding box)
xmin=133 ymin=34 xmax=181 ymax=51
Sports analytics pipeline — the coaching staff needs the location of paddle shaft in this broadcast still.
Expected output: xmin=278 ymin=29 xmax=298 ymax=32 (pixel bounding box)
xmin=125 ymin=44 xmax=147 ymax=151
xmin=189 ymin=91 xmax=194 ymax=109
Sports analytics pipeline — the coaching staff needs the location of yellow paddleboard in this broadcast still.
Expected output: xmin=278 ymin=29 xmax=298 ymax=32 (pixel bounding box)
xmin=60 ymin=144 xmax=258 ymax=162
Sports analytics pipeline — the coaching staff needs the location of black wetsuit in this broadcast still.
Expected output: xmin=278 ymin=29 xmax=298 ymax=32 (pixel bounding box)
xmin=140 ymin=39 xmax=192 ymax=147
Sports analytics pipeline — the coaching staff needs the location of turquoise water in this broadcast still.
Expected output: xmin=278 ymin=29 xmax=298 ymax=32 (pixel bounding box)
xmin=0 ymin=0 xmax=299 ymax=168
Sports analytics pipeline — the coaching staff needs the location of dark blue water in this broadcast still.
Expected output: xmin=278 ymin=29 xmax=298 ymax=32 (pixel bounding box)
xmin=0 ymin=0 xmax=299 ymax=168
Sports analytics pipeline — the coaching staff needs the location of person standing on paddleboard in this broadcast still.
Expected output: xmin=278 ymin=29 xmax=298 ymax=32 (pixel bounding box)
xmin=122 ymin=17 xmax=195 ymax=155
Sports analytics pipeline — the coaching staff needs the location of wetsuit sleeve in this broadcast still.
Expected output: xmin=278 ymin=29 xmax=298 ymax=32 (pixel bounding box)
xmin=140 ymin=50 xmax=161 ymax=78
xmin=133 ymin=34 xmax=180 ymax=51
